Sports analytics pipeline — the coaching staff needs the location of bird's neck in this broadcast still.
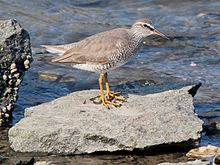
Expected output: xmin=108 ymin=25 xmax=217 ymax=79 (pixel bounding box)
xmin=130 ymin=29 xmax=144 ymax=47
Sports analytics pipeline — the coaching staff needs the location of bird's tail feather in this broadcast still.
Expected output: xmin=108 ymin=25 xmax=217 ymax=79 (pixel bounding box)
xmin=41 ymin=45 xmax=65 ymax=55
xmin=41 ymin=43 xmax=76 ymax=55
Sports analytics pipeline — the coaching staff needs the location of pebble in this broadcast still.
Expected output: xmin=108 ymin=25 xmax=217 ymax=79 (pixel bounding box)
xmin=186 ymin=145 xmax=220 ymax=158
xmin=34 ymin=161 xmax=54 ymax=165
xmin=214 ymin=155 xmax=220 ymax=165
xmin=39 ymin=72 xmax=60 ymax=81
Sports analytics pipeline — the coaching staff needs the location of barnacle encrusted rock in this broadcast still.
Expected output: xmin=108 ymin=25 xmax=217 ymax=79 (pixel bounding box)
xmin=0 ymin=19 xmax=32 ymax=126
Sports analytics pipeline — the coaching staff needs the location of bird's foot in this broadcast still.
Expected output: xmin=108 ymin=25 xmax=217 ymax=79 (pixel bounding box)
xmin=107 ymin=91 xmax=125 ymax=101
xmin=100 ymin=96 xmax=121 ymax=108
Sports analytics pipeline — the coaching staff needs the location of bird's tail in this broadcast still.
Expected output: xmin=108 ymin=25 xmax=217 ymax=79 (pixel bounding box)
xmin=41 ymin=43 xmax=76 ymax=56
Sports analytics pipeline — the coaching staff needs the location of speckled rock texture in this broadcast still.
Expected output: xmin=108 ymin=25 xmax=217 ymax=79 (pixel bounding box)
xmin=0 ymin=19 xmax=32 ymax=126
xmin=8 ymin=85 xmax=203 ymax=154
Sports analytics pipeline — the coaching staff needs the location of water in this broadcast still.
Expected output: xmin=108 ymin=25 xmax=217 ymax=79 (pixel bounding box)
xmin=1 ymin=0 xmax=220 ymax=164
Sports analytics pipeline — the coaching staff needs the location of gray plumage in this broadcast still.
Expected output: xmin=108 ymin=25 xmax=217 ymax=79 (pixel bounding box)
xmin=42 ymin=18 xmax=168 ymax=73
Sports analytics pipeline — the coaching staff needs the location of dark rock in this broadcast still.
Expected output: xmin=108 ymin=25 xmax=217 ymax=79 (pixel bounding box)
xmin=214 ymin=155 xmax=220 ymax=165
xmin=188 ymin=83 xmax=202 ymax=97
xmin=0 ymin=19 xmax=32 ymax=126
xmin=203 ymin=121 xmax=220 ymax=135
xmin=14 ymin=158 xmax=35 ymax=165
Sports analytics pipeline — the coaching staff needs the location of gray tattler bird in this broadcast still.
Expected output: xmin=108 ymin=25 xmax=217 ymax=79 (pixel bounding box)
xmin=42 ymin=18 xmax=169 ymax=108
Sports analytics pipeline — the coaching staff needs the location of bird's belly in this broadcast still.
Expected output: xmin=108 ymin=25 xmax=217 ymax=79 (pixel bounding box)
xmin=71 ymin=52 xmax=135 ymax=73
xmin=71 ymin=60 xmax=128 ymax=73
xmin=71 ymin=64 xmax=100 ymax=72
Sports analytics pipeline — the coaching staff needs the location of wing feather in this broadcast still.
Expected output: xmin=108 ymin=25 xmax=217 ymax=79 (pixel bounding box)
xmin=52 ymin=28 xmax=130 ymax=65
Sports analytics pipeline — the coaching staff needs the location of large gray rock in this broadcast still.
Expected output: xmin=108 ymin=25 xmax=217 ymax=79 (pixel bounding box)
xmin=8 ymin=86 xmax=203 ymax=154
xmin=0 ymin=19 xmax=32 ymax=125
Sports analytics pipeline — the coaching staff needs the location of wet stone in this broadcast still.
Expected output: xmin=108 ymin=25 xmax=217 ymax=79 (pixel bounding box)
xmin=8 ymin=85 xmax=203 ymax=154
xmin=186 ymin=145 xmax=220 ymax=158
xmin=0 ymin=19 xmax=32 ymax=126
xmin=158 ymin=159 xmax=210 ymax=165
xmin=204 ymin=121 xmax=220 ymax=135
xmin=39 ymin=71 xmax=60 ymax=82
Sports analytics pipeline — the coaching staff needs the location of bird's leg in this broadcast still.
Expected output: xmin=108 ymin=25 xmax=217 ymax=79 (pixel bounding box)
xmin=99 ymin=73 xmax=108 ymax=107
xmin=104 ymin=72 xmax=125 ymax=101
xmin=99 ymin=73 xmax=121 ymax=107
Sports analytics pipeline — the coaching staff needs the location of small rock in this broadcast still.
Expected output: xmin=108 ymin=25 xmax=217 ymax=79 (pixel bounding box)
xmin=59 ymin=75 xmax=76 ymax=83
xmin=39 ymin=72 xmax=60 ymax=81
xmin=186 ymin=145 xmax=220 ymax=158
xmin=214 ymin=155 xmax=220 ymax=165
xmin=158 ymin=159 xmax=210 ymax=165
xmin=203 ymin=121 xmax=220 ymax=135
xmin=34 ymin=161 xmax=54 ymax=165
xmin=14 ymin=157 xmax=35 ymax=165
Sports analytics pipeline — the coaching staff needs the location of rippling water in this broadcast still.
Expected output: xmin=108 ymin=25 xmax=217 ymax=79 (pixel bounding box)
xmin=1 ymin=0 xmax=220 ymax=164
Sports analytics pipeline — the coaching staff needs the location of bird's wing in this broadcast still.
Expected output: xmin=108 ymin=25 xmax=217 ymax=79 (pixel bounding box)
xmin=52 ymin=28 xmax=130 ymax=65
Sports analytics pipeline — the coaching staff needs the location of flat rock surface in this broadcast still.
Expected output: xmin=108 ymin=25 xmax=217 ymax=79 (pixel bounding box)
xmin=8 ymin=86 xmax=203 ymax=154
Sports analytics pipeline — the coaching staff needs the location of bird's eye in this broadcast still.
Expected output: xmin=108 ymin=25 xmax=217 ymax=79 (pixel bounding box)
xmin=143 ymin=24 xmax=154 ymax=31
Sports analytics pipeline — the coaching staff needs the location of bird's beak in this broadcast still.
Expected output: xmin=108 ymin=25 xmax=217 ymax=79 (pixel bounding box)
xmin=153 ymin=29 xmax=170 ymax=40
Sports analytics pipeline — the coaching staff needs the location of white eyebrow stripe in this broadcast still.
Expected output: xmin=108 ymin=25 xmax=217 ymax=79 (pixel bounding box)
xmin=145 ymin=23 xmax=154 ymax=30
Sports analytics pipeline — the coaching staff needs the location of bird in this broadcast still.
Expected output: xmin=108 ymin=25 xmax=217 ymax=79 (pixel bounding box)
xmin=41 ymin=18 xmax=169 ymax=108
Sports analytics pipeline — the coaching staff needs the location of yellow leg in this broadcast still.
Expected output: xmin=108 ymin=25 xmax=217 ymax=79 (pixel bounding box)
xmin=99 ymin=73 xmax=122 ymax=107
xmin=99 ymin=73 xmax=107 ymax=107
xmin=104 ymin=72 xmax=125 ymax=101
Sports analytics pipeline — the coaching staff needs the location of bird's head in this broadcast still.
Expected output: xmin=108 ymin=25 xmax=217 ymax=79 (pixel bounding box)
xmin=131 ymin=18 xmax=169 ymax=40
